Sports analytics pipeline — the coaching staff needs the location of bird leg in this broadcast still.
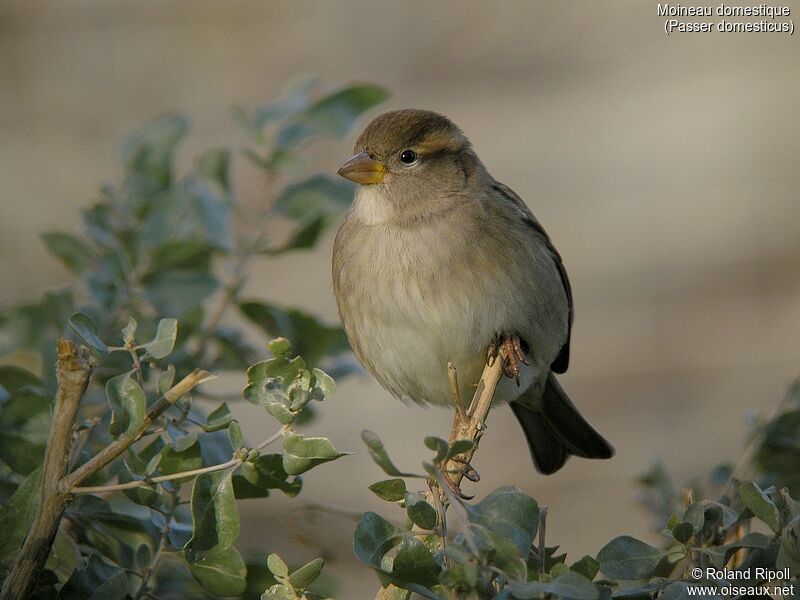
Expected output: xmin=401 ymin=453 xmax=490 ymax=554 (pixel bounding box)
xmin=487 ymin=333 xmax=529 ymax=385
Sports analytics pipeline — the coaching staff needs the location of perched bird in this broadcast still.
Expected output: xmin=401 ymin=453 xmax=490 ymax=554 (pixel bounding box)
xmin=332 ymin=109 xmax=613 ymax=474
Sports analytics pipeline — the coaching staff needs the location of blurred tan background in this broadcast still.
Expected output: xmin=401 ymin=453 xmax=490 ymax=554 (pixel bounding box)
xmin=2 ymin=1 xmax=800 ymax=597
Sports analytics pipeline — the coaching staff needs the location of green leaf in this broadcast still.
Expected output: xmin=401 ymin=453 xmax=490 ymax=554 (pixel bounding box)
xmin=158 ymin=439 xmax=203 ymax=476
xmin=683 ymin=502 xmax=706 ymax=533
xmin=158 ymin=364 xmax=176 ymax=395
xmin=369 ymin=479 xmax=408 ymax=502
xmin=512 ymin=570 xmax=599 ymax=600
xmin=671 ymin=522 xmax=694 ymax=543
xmin=311 ymin=367 xmax=335 ymax=398
xmin=703 ymin=501 xmax=739 ymax=529
xmin=391 ymin=536 xmax=441 ymax=589
xmin=105 ymin=371 xmax=145 ymax=436
xmin=232 ymin=454 xmax=302 ymax=498
xmin=268 ymin=337 xmax=292 ymax=357
xmin=239 ymin=301 xmax=350 ymax=365
xmin=697 ymin=532 xmax=771 ymax=568
xmin=121 ymin=316 xmax=137 ymax=346
xmin=268 ymin=216 xmax=325 ymax=254
xmin=41 ymin=232 xmax=95 ymax=274
xmin=597 ymin=535 xmax=666 ymax=580
xmin=185 ymin=469 xmax=240 ymax=562
xmin=739 ymin=481 xmax=781 ymax=533
xmin=228 ymin=421 xmax=244 ymax=451
xmin=0 ymin=467 xmax=42 ymax=565
xmin=361 ymin=430 xmax=422 ymax=478
xmin=139 ymin=317 xmax=178 ymax=359
xmin=405 ymin=493 xmax=437 ymax=530
xmin=571 ymin=554 xmax=600 ymax=581
xmin=144 ymin=270 xmax=218 ymax=316
xmin=0 ymin=366 xmax=41 ymax=399
xmin=196 ymin=147 xmax=231 ymax=192
xmin=69 ymin=312 xmax=107 ymax=353
xmin=274 ymin=174 xmax=353 ymax=222
xmin=282 ymin=431 xmax=348 ymax=475
xmin=202 ymin=402 xmax=233 ymax=432
xmin=189 ymin=546 xmax=247 ymax=596
xmin=267 ymin=553 xmax=289 ymax=578
xmin=288 ymin=557 xmax=324 ymax=591
xmin=148 ymin=239 xmax=213 ymax=273
xmin=265 ymin=402 xmax=295 ymax=425
xmin=244 ymin=355 xmax=305 ymax=406
xmin=353 ymin=511 xmax=406 ymax=569
xmin=87 ymin=570 xmax=128 ymax=600
xmin=302 ymin=84 xmax=390 ymax=138
xmin=187 ymin=177 xmax=233 ymax=250
xmin=424 ymin=436 xmax=448 ymax=462
xmin=464 ymin=486 xmax=539 ymax=556
xmin=446 ymin=439 xmax=474 ymax=461
xmin=121 ymin=113 xmax=189 ymax=185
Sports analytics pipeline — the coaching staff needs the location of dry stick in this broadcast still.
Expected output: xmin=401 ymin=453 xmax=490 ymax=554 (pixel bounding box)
xmin=375 ymin=352 xmax=506 ymax=600
xmin=63 ymin=368 xmax=216 ymax=491
xmin=1 ymin=340 xmax=96 ymax=600
xmin=71 ymin=425 xmax=288 ymax=495
xmin=1 ymin=355 xmax=214 ymax=600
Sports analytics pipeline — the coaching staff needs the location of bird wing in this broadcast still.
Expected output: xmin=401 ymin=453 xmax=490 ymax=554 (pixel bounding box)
xmin=490 ymin=180 xmax=573 ymax=373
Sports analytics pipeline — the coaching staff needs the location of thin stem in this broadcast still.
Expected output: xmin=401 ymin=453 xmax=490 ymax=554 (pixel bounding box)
xmin=130 ymin=350 xmax=144 ymax=388
xmin=134 ymin=493 xmax=176 ymax=600
xmin=63 ymin=369 xmax=216 ymax=492
xmin=71 ymin=425 xmax=288 ymax=495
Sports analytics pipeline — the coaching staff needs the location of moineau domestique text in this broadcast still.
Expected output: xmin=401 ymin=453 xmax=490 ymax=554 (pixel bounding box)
xmin=658 ymin=4 xmax=790 ymax=18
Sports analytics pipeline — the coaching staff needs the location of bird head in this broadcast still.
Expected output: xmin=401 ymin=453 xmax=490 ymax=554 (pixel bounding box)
xmin=338 ymin=109 xmax=483 ymax=221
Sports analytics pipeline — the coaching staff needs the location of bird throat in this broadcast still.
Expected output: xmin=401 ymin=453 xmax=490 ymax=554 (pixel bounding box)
xmin=352 ymin=185 xmax=396 ymax=225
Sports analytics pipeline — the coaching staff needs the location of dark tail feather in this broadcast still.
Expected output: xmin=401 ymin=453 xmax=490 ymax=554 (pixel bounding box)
xmin=510 ymin=373 xmax=614 ymax=474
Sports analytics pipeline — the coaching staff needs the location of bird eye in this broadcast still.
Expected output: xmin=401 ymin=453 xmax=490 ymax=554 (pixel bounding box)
xmin=399 ymin=149 xmax=417 ymax=164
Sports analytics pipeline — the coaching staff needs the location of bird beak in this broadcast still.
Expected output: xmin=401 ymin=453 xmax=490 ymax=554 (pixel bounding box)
xmin=337 ymin=151 xmax=386 ymax=185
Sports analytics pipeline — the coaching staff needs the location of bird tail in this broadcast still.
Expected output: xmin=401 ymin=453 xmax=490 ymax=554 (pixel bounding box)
xmin=510 ymin=373 xmax=614 ymax=474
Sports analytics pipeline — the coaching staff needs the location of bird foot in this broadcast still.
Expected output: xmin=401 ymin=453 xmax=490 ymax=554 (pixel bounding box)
xmin=442 ymin=473 xmax=475 ymax=500
xmin=487 ymin=334 xmax=529 ymax=385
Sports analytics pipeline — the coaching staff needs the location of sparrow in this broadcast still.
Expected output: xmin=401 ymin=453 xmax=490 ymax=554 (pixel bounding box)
xmin=332 ymin=109 xmax=613 ymax=474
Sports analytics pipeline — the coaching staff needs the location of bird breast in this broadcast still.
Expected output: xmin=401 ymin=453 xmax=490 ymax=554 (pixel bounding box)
xmin=333 ymin=191 xmax=561 ymax=407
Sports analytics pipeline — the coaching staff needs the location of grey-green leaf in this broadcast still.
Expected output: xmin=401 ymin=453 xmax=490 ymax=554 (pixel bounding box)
xmin=597 ymin=535 xmax=665 ymax=580
xmin=69 ymin=312 xmax=107 ymax=353
xmin=105 ymin=371 xmax=145 ymax=436
xmin=353 ymin=511 xmax=406 ymax=569
xmin=184 ymin=469 xmax=240 ymax=562
xmin=140 ymin=317 xmax=178 ymax=359
xmin=464 ymin=486 xmax=539 ymax=556
xmin=42 ymin=232 xmax=95 ymax=275
xmin=512 ymin=570 xmax=599 ymax=600
xmin=368 ymin=479 xmax=408 ymax=503
xmin=267 ymin=553 xmax=289 ymax=578
xmin=188 ymin=546 xmax=247 ymax=596
xmin=228 ymin=421 xmax=244 ymax=451
xmin=361 ymin=430 xmax=422 ymax=478
xmin=288 ymin=557 xmax=324 ymax=590
xmin=739 ymin=481 xmax=781 ymax=533
xmin=282 ymin=431 xmax=348 ymax=475
xmin=405 ymin=493 xmax=437 ymax=530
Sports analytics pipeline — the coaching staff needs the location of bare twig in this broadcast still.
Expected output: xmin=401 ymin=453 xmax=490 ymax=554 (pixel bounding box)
xmin=1 ymin=340 xmax=96 ymax=600
xmin=63 ymin=369 xmax=216 ymax=491
xmin=71 ymin=425 xmax=288 ymax=495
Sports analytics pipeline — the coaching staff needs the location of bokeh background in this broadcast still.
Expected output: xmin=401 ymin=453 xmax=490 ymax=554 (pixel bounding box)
xmin=2 ymin=1 xmax=800 ymax=597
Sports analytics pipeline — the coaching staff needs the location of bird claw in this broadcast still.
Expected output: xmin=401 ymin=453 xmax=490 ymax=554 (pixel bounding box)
xmin=442 ymin=473 xmax=474 ymax=500
xmin=488 ymin=334 xmax=528 ymax=385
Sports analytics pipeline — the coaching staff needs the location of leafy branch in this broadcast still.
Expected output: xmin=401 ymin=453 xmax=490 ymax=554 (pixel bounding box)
xmin=0 ymin=79 xmax=387 ymax=599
